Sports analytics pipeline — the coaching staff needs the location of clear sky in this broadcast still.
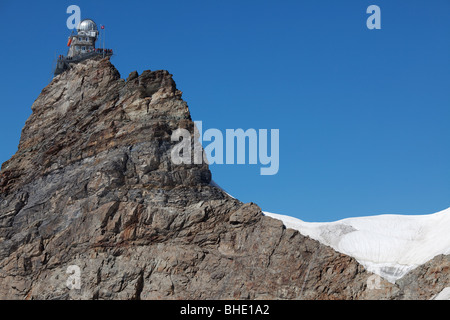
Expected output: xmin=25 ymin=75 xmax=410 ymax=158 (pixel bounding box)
xmin=0 ymin=0 xmax=449 ymax=222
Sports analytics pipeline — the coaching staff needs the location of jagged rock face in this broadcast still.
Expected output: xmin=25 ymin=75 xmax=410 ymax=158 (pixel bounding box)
xmin=394 ymin=255 xmax=450 ymax=300
xmin=0 ymin=58 xmax=445 ymax=300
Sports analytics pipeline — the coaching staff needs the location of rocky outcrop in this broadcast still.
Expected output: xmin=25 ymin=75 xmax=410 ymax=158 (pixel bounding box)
xmin=0 ymin=57 xmax=445 ymax=299
xmin=394 ymin=255 xmax=450 ymax=300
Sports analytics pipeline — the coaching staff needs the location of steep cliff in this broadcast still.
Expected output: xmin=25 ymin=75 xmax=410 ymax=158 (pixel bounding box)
xmin=0 ymin=57 xmax=445 ymax=300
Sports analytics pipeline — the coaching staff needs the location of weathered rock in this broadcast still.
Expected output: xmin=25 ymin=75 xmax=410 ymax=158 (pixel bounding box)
xmin=0 ymin=57 xmax=445 ymax=300
xmin=393 ymin=255 xmax=450 ymax=300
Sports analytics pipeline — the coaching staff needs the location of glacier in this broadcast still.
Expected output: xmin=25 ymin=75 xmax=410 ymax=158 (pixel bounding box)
xmin=264 ymin=207 xmax=450 ymax=283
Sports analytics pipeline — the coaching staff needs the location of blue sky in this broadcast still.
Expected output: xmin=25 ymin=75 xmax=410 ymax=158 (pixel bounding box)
xmin=0 ymin=0 xmax=449 ymax=222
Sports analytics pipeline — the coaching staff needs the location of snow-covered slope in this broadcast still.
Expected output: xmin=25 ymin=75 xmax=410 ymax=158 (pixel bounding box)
xmin=432 ymin=287 xmax=450 ymax=300
xmin=264 ymin=208 xmax=450 ymax=283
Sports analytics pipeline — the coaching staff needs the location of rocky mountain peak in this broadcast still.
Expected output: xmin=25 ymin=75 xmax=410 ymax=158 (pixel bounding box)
xmin=0 ymin=58 xmax=447 ymax=300
xmin=2 ymin=57 xmax=208 ymax=196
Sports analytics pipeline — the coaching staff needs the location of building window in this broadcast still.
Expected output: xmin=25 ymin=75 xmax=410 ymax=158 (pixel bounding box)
xmin=81 ymin=46 xmax=86 ymax=51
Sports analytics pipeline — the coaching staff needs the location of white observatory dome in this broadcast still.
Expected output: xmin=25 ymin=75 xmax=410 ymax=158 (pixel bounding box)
xmin=76 ymin=19 xmax=98 ymax=33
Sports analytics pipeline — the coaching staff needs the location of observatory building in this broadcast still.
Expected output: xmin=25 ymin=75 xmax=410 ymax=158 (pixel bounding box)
xmin=54 ymin=19 xmax=113 ymax=76
xmin=67 ymin=19 xmax=98 ymax=57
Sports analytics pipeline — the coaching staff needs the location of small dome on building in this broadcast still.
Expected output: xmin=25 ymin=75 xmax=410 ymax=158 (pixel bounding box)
xmin=77 ymin=19 xmax=98 ymax=32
